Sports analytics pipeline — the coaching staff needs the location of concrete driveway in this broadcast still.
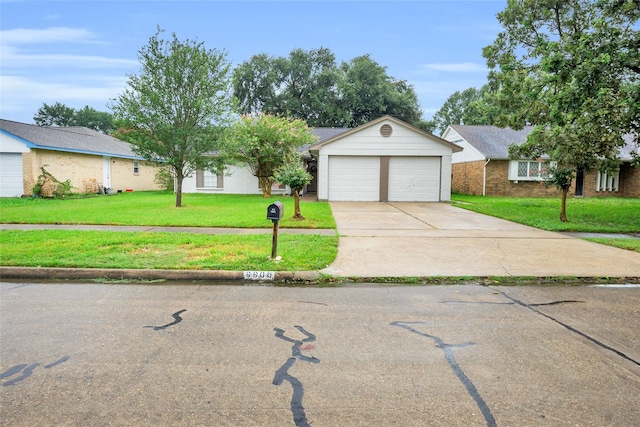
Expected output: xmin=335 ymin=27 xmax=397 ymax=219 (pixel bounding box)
xmin=322 ymin=202 xmax=640 ymax=278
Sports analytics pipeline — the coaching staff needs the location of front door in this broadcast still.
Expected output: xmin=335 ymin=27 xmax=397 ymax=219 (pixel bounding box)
xmin=575 ymin=168 xmax=584 ymax=197
xmin=103 ymin=157 xmax=111 ymax=190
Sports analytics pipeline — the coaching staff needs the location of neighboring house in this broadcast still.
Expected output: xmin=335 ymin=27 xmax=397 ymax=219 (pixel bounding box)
xmin=442 ymin=125 xmax=640 ymax=198
xmin=0 ymin=119 xmax=162 ymax=197
xmin=183 ymin=115 xmax=462 ymax=202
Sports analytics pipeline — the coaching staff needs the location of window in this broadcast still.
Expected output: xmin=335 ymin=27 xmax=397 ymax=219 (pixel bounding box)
xmin=133 ymin=161 xmax=139 ymax=175
xmin=202 ymin=170 xmax=218 ymax=187
xmin=596 ymin=171 xmax=619 ymax=192
xmin=509 ymin=160 xmax=550 ymax=181
xmin=196 ymin=169 xmax=223 ymax=189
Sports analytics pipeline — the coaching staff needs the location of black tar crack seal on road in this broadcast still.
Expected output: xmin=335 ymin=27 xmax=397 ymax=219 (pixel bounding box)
xmin=272 ymin=325 xmax=320 ymax=427
xmin=391 ymin=321 xmax=497 ymax=427
xmin=144 ymin=309 xmax=187 ymax=331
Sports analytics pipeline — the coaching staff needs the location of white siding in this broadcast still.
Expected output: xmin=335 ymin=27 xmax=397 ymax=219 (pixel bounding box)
xmin=441 ymin=126 xmax=485 ymax=163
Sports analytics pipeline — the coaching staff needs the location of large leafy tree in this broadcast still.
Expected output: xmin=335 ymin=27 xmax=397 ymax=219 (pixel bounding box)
xmin=233 ymin=48 xmax=425 ymax=128
xmin=430 ymin=85 xmax=506 ymax=134
xmin=219 ymin=114 xmax=317 ymax=198
xmin=34 ymin=102 xmax=114 ymax=134
xmin=484 ymin=0 xmax=639 ymax=221
xmin=110 ymin=28 xmax=234 ymax=207
xmin=233 ymin=48 xmax=342 ymax=127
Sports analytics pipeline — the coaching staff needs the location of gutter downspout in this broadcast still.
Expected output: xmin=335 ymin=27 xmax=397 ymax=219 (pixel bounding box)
xmin=482 ymin=158 xmax=490 ymax=196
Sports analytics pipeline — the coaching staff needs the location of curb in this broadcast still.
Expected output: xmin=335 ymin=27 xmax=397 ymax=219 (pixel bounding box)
xmin=0 ymin=267 xmax=321 ymax=283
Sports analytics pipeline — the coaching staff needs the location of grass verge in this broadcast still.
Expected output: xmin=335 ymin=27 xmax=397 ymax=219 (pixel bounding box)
xmin=0 ymin=230 xmax=338 ymax=271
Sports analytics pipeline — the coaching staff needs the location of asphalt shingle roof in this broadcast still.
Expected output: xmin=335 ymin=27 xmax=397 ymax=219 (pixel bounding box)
xmin=451 ymin=124 xmax=637 ymax=161
xmin=0 ymin=119 xmax=139 ymax=159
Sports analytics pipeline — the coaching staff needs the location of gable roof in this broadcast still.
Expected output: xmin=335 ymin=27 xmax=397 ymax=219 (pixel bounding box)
xmin=311 ymin=115 xmax=462 ymax=153
xmin=450 ymin=125 xmax=638 ymax=161
xmin=449 ymin=125 xmax=534 ymax=159
xmin=0 ymin=119 xmax=141 ymax=159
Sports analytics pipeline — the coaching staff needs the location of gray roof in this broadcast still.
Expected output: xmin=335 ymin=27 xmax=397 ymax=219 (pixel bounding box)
xmin=450 ymin=125 xmax=535 ymax=159
xmin=0 ymin=119 xmax=140 ymax=159
xmin=451 ymin=124 xmax=638 ymax=161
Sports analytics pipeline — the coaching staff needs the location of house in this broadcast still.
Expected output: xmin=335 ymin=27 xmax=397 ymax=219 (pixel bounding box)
xmin=442 ymin=125 xmax=640 ymax=198
xmin=183 ymin=115 xmax=462 ymax=202
xmin=0 ymin=119 xmax=162 ymax=197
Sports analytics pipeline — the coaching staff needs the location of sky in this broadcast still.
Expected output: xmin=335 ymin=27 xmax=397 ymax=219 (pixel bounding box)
xmin=0 ymin=0 xmax=507 ymax=125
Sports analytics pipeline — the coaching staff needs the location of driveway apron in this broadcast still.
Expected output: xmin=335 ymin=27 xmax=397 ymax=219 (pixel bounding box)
xmin=322 ymin=202 xmax=640 ymax=277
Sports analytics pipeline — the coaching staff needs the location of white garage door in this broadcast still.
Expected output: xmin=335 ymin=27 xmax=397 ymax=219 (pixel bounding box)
xmin=328 ymin=156 xmax=379 ymax=201
xmin=388 ymin=157 xmax=440 ymax=202
xmin=0 ymin=153 xmax=24 ymax=197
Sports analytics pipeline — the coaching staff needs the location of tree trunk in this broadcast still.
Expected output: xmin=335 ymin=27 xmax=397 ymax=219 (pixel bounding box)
xmin=175 ymin=171 xmax=183 ymax=208
xmin=293 ymin=189 xmax=304 ymax=220
xmin=560 ymin=188 xmax=568 ymax=222
xmin=258 ymin=176 xmax=273 ymax=198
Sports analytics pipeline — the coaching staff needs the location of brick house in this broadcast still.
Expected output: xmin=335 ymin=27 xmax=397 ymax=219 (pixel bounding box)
xmin=0 ymin=119 xmax=162 ymax=197
xmin=442 ymin=125 xmax=639 ymax=198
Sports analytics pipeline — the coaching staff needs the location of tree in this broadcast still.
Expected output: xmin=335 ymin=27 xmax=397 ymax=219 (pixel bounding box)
xmin=431 ymin=85 xmax=505 ymax=134
xmin=233 ymin=48 xmax=342 ymax=127
xmin=484 ymin=0 xmax=639 ymax=221
xmin=338 ymin=55 xmax=424 ymax=127
xmin=274 ymin=153 xmax=313 ymax=220
xmin=110 ymin=28 xmax=234 ymax=207
xmin=34 ymin=102 xmax=75 ymax=127
xmin=34 ymin=102 xmax=114 ymax=133
xmin=219 ymin=114 xmax=317 ymax=198
xmin=233 ymin=48 xmax=425 ymax=128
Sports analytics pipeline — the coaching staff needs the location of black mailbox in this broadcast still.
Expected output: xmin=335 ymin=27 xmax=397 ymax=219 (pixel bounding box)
xmin=267 ymin=201 xmax=284 ymax=222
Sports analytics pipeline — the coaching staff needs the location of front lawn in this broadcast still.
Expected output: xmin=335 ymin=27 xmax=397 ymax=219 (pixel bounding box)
xmin=0 ymin=192 xmax=336 ymax=229
xmin=451 ymin=195 xmax=640 ymax=253
xmin=0 ymin=192 xmax=338 ymax=271
xmin=451 ymin=195 xmax=640 ymax=233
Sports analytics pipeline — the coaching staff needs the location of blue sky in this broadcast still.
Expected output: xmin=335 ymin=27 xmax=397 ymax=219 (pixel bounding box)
xmin=1 ymin=0 xmax=506 ymax=125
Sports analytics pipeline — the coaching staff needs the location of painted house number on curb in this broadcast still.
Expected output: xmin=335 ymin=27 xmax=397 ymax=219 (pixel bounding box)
xmin=244 ymin=271 xmax=275 ymax=281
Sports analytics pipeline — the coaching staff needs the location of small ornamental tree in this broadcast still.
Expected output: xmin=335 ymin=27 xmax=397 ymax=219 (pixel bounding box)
xmin=110 ymin=28 xmax=234 ymax=207
xmin=220 ymin=114 xmax=317 ymax=197
xmin=275 ymin=154 xmax=313 ymax=220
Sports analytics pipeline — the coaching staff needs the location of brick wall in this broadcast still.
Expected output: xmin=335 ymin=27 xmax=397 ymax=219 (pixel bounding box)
xmin=451 ymin=161 xmax=484 ymax=195
xmin=22 ymin=150 xmax=162 ymax=196
xmin=453 ymin=160 xmax=640 ymax=198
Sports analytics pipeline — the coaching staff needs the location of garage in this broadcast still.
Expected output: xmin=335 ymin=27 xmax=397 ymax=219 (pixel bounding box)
xmin=328 ymin=156 xmax=379 ymax=201
xmin=0 ymin=153 xmax=24 ymax=197
xmin=388 ymin=157 xmax=440 ymax=202
xmin=310 ymin=115 xmax=462 ymax=202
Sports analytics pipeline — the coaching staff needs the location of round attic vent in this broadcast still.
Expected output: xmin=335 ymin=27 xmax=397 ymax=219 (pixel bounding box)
xmin=380 ymin=124 xmax=393 ymax=137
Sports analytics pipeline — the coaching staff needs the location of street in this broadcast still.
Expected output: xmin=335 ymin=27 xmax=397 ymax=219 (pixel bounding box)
xmin=1 ymin=281 xmax=639 ymax=426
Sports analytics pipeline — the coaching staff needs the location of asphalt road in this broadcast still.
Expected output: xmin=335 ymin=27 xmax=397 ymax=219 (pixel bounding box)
xmin=1 ymin=281 xmax=639 ymax=426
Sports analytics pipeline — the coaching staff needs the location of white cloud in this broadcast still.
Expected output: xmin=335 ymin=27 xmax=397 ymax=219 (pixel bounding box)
xmin=422 ymin=62 xmax=487 ymax=73
xmin=0 ymin=75 xmax=128 ymax=122
xmin=1 ymin=46 xmax=138 ymax=69
xmin=0 ymin=27 xmax=98 ymax=44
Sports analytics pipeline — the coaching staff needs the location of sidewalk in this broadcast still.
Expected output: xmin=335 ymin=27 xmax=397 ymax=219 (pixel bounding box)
xmin=2 ymin=203 xmax=640 ymax=281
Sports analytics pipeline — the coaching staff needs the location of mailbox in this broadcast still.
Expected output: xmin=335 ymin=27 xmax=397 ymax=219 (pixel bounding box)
xmin=267 ymin=201 xmax=284 ymax=222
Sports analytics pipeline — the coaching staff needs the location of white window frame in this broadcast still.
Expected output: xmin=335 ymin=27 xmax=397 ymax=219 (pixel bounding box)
xmin=596 ymin=170 xmax=619 ymax=192
xmin=202 ymin=170 xmax=219 ymax=188
xmin=508 ymin=160 xmax=551 ymax=181
xmin=133 ymin=160 xmax=139 ymax=175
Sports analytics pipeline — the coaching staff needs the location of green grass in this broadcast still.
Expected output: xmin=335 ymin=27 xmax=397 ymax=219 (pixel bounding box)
xmin=451 ymin=195 xmax=640 ymax=233
xmin=0 ymin=192 xmax=336 ymax=229
xmin=0 ymin=230 xmax=337 ymax=271
xmin=585 ymin=238 xmax=640 ymax=252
